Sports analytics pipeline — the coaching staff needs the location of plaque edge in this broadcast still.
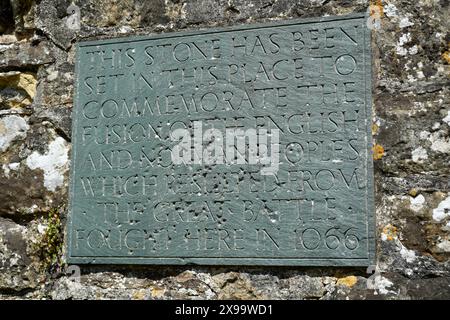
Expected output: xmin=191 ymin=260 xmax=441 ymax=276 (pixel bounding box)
xmin=66 ymin=13 xmax=376 ymax=267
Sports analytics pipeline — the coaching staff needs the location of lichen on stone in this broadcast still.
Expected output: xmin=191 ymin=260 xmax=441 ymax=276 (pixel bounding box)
xmin=0 ymin=115 xmax=29 ymax=152
xmin=25 ymin=136 xmax=69 ymax=192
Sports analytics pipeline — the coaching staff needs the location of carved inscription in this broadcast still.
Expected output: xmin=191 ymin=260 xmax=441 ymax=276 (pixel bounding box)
xmin=68 ymin=14 xmax=374 ymax=265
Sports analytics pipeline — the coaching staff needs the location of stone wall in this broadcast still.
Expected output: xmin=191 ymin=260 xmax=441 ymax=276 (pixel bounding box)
xmin=0 ymin=0 xmax=449 ymax=300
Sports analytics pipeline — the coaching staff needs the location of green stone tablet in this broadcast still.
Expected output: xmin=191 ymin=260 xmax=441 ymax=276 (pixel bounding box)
xmin=67 ymin=13 xmax=374 ymax=266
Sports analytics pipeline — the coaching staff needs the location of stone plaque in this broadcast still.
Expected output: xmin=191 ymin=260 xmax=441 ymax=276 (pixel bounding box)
xmin=67 ymin=13 xmax=374 ymax=266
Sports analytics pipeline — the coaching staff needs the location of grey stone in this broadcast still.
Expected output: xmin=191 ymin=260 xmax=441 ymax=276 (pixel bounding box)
xmin=0 ymin=218 xmax=39 ymax=291
xmin=0 ymin=39 xmax=54 ymax=70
